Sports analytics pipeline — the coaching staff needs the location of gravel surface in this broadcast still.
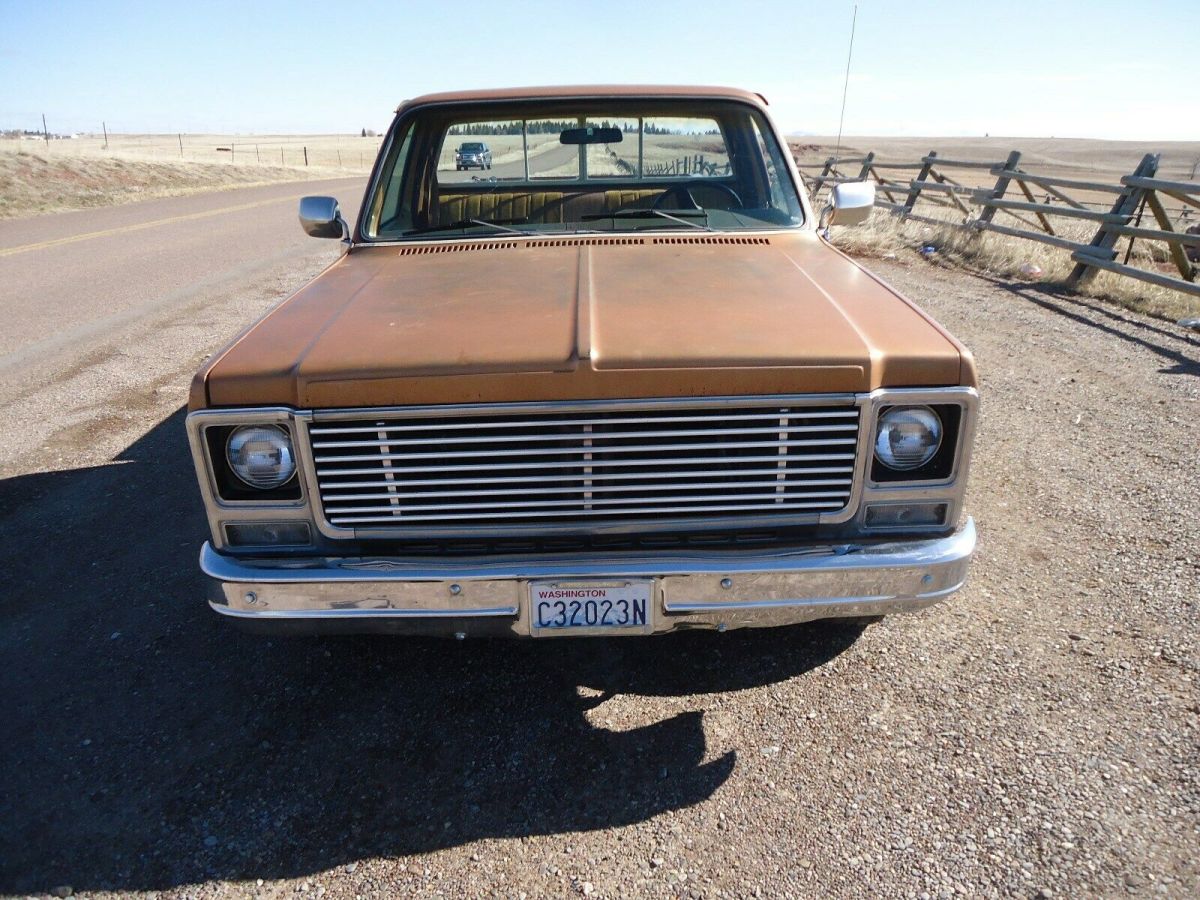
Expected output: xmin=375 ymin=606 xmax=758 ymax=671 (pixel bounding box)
xmin=1 ymin=248 xmax=1197 ymax=898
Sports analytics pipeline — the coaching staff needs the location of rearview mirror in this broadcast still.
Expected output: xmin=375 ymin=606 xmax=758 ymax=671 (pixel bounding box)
xmin=560 ymin=126 xmax=622 ymax=145
xmin=299 ymin=196 xmax=347 ymax=239
xmin=823 ymin=182 xmax=875 ymax=227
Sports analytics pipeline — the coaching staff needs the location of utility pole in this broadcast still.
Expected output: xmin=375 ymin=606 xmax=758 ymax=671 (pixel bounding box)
xmin=102 ymin=121 xmax=108 ymax=149
xmin=42 ymin=113 xmax=49 ymax=143
xmin=178 ymin=133 xmax=183 ymax=157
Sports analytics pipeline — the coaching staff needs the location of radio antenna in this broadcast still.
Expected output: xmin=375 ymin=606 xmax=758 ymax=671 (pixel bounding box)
xmin=833 ymin=3 xmax=858 ymax=165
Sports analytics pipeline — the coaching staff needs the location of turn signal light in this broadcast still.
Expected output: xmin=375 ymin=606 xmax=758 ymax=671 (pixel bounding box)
xmin=864 ymin=503 xmax=947 ymax=529
xmin=224 ymin=522 xmax=312 ymax=547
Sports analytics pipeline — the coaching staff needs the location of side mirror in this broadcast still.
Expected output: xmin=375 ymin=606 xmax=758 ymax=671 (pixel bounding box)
xmin=299 ymin=196 xmax=347 ymax=239
xmin=822 ymin=181 xmax=876 ymax=227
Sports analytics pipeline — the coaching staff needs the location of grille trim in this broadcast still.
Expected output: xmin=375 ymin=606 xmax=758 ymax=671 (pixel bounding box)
xmin=300 ymin=396 xmax=866 ymax=537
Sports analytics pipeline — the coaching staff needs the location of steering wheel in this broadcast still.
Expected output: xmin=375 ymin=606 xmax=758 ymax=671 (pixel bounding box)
xmin=652 ymin=181 xmax=743 ymax=211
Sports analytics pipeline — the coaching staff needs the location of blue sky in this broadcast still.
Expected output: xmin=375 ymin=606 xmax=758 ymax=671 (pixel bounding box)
xmin=1 ymin=0 xmax=1196 ymax=139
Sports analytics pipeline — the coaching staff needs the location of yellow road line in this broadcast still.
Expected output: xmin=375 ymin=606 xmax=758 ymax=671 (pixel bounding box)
xmin=0 ymin=194 xmax=306 ymax=258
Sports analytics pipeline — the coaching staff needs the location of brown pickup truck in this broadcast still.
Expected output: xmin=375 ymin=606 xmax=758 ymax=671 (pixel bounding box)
xmin=186 ymin=85 xmax=977 ymax=637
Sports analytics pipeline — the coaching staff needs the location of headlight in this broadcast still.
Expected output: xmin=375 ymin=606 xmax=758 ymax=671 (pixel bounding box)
xmin=226 ymin=425 xmax=296 ymax=489
xmin=874 ymin=406 xmax=942 ymax=471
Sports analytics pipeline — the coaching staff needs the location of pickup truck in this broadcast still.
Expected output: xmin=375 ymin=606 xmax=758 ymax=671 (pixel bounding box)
xmin=454 ymin=141 xmax=492 ymax=170
xmin=186 ymin=85 xmax=977 ymax=637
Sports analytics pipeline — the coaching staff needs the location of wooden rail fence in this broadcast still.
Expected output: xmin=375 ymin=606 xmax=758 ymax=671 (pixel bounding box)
xmin=643 ymin=154 xmax=731 ymax=177
xmin=799 ymin=151 xmax=1199 ymax=299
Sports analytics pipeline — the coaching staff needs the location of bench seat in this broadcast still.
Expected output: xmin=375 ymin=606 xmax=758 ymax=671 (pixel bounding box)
xmin=435 ymin=189 xmax=661 ymax=225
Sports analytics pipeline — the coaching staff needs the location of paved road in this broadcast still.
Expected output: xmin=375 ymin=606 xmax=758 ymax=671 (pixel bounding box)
xmin=0 ymin=178 xmax=365 ymax=474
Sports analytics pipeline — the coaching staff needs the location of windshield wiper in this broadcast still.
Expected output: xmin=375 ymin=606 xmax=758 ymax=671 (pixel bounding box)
xmin=580 ymin=208 xmax=714 ymax=231
xmin=403 ymin=218 xmax=535 ymax=237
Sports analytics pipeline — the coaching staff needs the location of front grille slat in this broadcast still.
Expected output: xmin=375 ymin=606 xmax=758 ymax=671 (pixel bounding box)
xmin=327 ymin=491 xmax=851 ymax=515
xmin=318 ymin=469 xmax=854 ymax=489
xmin=323 ymin=479 xmax=852 ymax=501
xmin=315 ymin=438 xmax=858 ymax=464
xmin=311 ymin=423 xmax=857 ymax=449
xmin=304 ymin=412 xmax=859 ymax=436
xmin=334 ymin=501 xmax=848 ymax=525
xmin=316 ymin=455 xmax=856 ymax=477
xmin=307 ymin=400 xmax=861 ymax=532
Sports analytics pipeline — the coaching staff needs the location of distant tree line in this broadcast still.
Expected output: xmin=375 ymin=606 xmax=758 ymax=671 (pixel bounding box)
xmin=448 ymin=120 xmax=720 ymax=136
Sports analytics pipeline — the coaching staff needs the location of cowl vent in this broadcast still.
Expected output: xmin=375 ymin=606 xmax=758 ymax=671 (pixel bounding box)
xmin=398 ymin=241 xmax=520 ymax=256
xmin=526 ymin=237 xmax=646 ymax=248
xmin=396 ymin=235 xmax=770 ymax=255
xmin=652 ymin=236 xmax=771 ymax=245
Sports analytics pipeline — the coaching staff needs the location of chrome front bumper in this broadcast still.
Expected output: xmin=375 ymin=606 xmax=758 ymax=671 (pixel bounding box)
xmin=201 ymin=519 xmax=975 ymax=636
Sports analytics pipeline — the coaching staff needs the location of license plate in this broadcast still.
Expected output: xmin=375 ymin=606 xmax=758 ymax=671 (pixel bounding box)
xmin=529 ymin=580 xmax=653 ymax=635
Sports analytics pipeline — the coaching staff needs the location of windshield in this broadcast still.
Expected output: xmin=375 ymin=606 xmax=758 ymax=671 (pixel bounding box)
xmin=363 ymin=99 xmax=804 ymax=241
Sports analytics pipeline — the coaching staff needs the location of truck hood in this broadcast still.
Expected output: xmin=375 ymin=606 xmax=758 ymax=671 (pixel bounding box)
xmin=196 ymin=232 xmax=972 ymax=409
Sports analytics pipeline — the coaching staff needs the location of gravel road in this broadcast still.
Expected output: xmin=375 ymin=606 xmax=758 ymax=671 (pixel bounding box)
xmin=0 ymin=207 xmax=1197 ymax=898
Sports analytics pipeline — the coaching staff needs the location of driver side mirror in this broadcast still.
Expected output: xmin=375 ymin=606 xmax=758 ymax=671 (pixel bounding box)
xmin=299 ymin=196 xmax=348 ymax=239
xmin=822 ymin=182 xmax=875 ymax=227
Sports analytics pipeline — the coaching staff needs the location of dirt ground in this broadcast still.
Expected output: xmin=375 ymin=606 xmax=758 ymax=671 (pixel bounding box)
xmin=1 ymin=240 xmax=1196 ymax=898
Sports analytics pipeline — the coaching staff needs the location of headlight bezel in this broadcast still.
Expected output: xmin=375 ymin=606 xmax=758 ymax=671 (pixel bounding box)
xmin=858 ymin=388 xmax=977 ymax=534
xmin=187 ymin=407 xmax=314 ymax=553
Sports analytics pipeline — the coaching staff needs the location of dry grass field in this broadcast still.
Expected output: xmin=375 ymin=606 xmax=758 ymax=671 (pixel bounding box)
xmin=0 ymin=133 xmax=377 ymax=218
xmin=2 ymin=132 xmax=383 ymax=170
xmin=0 ymin=151 xmax=341 ymax=219
xmin=827 ymin=212 xmax=1198 ymax=322
xmin=793 ymin=136 xmax=1200 ymax=323
xmin=791 ymin=135 xmax=1200 ymax=183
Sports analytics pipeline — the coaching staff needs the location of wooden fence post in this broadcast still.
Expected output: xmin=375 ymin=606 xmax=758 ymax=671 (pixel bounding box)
xmin=856 ymin=151 xmax=875 ymax=182
xmin=903 ymin=151 xmax=936 ymax=216
xmin=1014 ymin=177 xmax=1055 ymax=234
xmin=976 ymin=150 xmax=1022 ymax=226
xmin=1067 ymin=153 xmax=1159 ymax=288
xmin=805 ymin=156 xmax=838 ymax=200
xmin=1144 ymin=189 xmax=1197 ymax=282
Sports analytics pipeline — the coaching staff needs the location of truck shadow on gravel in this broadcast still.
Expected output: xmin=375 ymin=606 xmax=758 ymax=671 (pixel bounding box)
xmin=979 ymin=274 xmax=1200 ymax=378
xmin=0 ymin=408 xmax=867 ymax=894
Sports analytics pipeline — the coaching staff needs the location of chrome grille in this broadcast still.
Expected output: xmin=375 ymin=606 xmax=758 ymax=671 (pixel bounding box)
xmin=307 ymin=400 xmax=861 ymax=532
